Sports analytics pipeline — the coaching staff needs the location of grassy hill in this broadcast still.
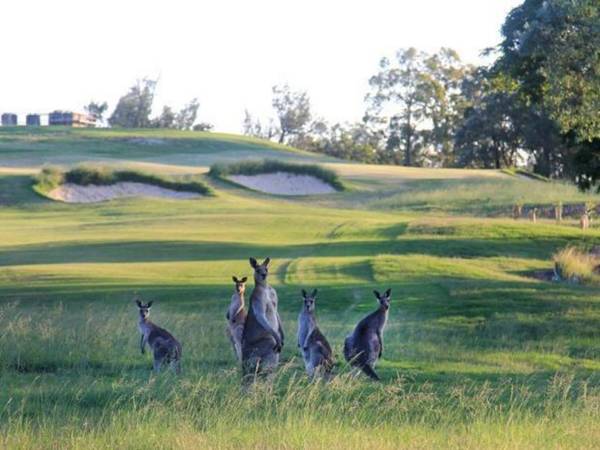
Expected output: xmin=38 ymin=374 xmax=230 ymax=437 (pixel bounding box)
xmin=0 ymin=128 xmax=599 ymax=448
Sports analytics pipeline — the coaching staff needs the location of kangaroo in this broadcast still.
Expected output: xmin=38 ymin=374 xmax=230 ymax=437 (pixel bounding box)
xmin=581 ymin=210 xmax=591 ymax=230
xmin=529 ymin=207 xmax=538 ymax=223
xmin=512 ymin=204 xmax=522 ymax=220
xmin=555 ymin=203 xmax=562 ymax=222
xmin=241 ymin=257 xmax=284 ymax=380
xmin=343 ymin=288 xmax=391 ymax=381
xmin=297 ymin=289 xmax=334 ymax=378
xmin=136 ymin=298 xmax=182 ymax=374
xmin=227 ymin=276 xmax=248 ymax=362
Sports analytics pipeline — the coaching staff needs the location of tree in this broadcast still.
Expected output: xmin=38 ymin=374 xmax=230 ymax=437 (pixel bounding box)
xmin=290 ymin=119 xmax=380 ymax=163
xmin=109 ymin=78 xmax=157 ymax=128
xmin=496 ymin=0 xmax=600 ymax=187
xmin=242 ymin=109 xmax=262 ymax=137
xmin=193 ymin=122 xmax=213 ymax=132
xmin=367 ymin=48 xmax=473 ymax=167
xmin=323 ymin=122 xmax=379 ymax=163
xmin=420 ymin=49 xmax=472 ymax=166
xmin=151 ymin=106 xmax=176 ymax=129
xmin=366 ymin=48 xmax=428 ymax=166
xmin=455 ymin=90 xmax=523 ymax=169
xmin=242 ymin=109 xmax=279 ymax=140
xmin=175 ymin=98 xmax=200 ymax=130
xmin=272 ymin=84 xmax=312 ymax=144
xmin=84 ymin=101 xmax=108 ymax=123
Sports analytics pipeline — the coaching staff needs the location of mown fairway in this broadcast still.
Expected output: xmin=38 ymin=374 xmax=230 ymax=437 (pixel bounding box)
xmin=1 ymin=128 xmax=599 ymax=449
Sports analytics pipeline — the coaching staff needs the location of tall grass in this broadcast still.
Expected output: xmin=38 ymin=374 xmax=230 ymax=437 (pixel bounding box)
xmin=369 ymin=178 xmax=597 ymax=215
xmin=34 ymin=164 xmax=213 ymax=196
xmin=0 ymin=303 xmax=598 ymax=449
xmin=209 ymin=159 xmax=345 ymax=191
xmin=553 ymin=246 xmax=600 ymax=284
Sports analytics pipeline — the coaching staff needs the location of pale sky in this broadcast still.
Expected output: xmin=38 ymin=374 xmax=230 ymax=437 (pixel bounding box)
xmin=0 ymin=0 xmax=522 ymax=132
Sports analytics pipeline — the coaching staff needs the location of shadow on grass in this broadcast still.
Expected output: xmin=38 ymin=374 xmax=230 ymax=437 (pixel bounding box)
xmin=0 ymin=236 xmax=574 ymax=267
xmin=0 ymin=175 xmax=46 ymax=206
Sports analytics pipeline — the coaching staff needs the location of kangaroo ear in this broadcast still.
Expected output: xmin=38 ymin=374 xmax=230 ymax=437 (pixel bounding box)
xmin=301 ymin=289 xmax=307 ymax=298
xmin=249 ymin=257 xmax=258 ymax=268
xmin=312 ymin=289 xmax=318 ymax=298
xmin=263 ymin=257 xmax=271 ymax=267
xmin=147 ymin=301 xmax=153 ymax=308
xmin=241 ymin=277 xmax=248 ymax=283
xmin=135 ymin=300 xmax=142 ymax=308
xmin=232 ymin=276 xmax=238 ymax=283
xmin=373 ymin=290 xmax=381 ymax=299
xmin=385 ymin=288 xmax=392 ymax=297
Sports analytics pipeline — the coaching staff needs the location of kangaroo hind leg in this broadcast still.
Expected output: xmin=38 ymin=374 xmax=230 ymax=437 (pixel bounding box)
xmin=361 ymin=364 xmax=380 ymax=381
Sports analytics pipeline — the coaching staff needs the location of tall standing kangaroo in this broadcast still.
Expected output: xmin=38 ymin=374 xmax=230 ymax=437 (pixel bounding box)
xmin=343 ymin=288 xmax=391 ymax=381
xmin=136 ymin=298 xmax=182 ymax=374
xmin=241 ymin=257 xmax=284 ymax=380
xmin=297 ymin=289 xmax=334 ymax=378
xmin=227 ymin=276 xmax=248 ymax=362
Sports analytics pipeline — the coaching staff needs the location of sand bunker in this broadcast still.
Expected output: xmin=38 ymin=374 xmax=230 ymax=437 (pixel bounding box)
xmin=48 ymin=182 xmax=201 ymax=203
xmin=229 ymin=172 xmax=336 ymax=195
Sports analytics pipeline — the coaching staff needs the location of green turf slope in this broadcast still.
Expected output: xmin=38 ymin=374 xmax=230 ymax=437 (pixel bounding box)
xmin=0 ymin=128 xmax=599 ymax=448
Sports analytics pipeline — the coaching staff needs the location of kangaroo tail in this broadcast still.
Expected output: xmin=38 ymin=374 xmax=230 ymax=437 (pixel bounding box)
xmin=361 ymin=364 xmax=380 ymax=381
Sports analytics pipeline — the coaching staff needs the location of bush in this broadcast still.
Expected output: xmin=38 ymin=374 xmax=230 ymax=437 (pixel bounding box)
xmin=209 ymin=159 xmax=344 ymax=191
xmin=34 ymin=166 xmax=65 ymax=193
xmin=553 ymin=246 xmax=599 ymax=284
xmin=34 ymin=165 xmax=213 ymax=196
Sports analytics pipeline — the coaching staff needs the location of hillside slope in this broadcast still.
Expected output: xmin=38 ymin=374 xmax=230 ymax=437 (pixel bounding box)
xmin=0 ymin=127 xmax=599 ymax=448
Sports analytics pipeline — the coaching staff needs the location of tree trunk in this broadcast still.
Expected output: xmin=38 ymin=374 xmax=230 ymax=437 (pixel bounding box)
xmin=494 ymin=144 xmax=501 ymax=169
xmin=404 ymin=133 xmax=412 ymax=166
xmin=278 ymin=130 xmax=286 ymax=144
xmin=404 ymin=108 xmax=413 ymax=166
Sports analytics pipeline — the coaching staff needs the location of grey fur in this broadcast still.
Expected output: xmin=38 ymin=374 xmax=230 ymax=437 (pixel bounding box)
xmin=227 ymin=276 xmax=248 ymax=361
xmin=343 ymin=288 xmax=391 ymax=381
xmin=241 ymin=257 xmax=284 ymax=381
xmin=136 ymin=298 xmax=182 ymax=374
xmin=298 ymin=289 xmax=333 ymax=378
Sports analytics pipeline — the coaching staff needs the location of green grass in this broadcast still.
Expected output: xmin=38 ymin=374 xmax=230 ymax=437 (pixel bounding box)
xmin=0 ymin=128 xmax=600 ymax=448
xmin=0 ymin=126 xmax=334 ymax=168
xmin=209 ymin=158 xmax=346 ymax=191
xmin=363 ymin=177 xmax=597 ymax=215
xmin=502 ymin=167 xmax=551 ymax=182
xmin=33 ymin=164 xmax=213 ymax=196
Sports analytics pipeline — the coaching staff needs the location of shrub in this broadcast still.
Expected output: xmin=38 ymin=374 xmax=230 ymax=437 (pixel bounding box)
xmin=34 ymin=165 xmax=213 ymax=196
xmin=553 ymin=246 xmax=599 ymax=284
xmin=34 ymin=166 xmax=65 ymax=193
xmin=209 ymin=159 xmax=344 ymax=191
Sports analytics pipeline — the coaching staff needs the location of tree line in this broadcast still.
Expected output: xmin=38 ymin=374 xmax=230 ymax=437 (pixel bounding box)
xmin=85 ymin=78 xmax=212 ymax=132
xmin=243 ymin=0 xmax=599 ymax=190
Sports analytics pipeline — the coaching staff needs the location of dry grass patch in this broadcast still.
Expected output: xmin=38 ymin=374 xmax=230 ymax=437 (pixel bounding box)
xmin=553 ymin=246 xmax=600 ymax=284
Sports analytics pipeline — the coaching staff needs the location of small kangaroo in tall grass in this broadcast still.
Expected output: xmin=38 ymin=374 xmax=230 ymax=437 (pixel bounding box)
xmin=227 ymin=276 xmax=248 ymax=361
xmin=241 ymin=257 xmax=284 ymax=380
xmin=344 ymin=288 xmax=391 ymax=381
xmin=529 ymin=207 xmax=538 ymax=223
xmin=297 ymin=289 xmax=334 ymax=378
xmin=136 ymin=298 xmax=182 ymax=374
xmin=580 ymin=210 xmax=592 ymax=230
